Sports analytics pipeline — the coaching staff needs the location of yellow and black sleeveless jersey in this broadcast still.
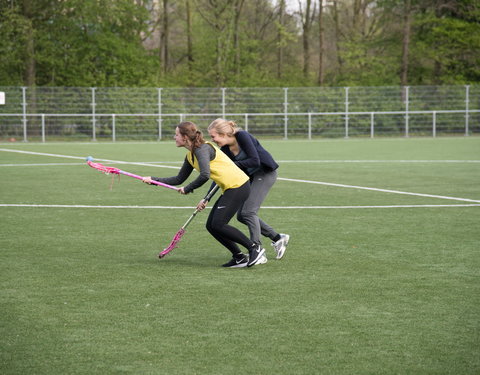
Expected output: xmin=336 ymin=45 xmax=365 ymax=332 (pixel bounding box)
xmin=186 ymin=142 xmax=249 ymax=192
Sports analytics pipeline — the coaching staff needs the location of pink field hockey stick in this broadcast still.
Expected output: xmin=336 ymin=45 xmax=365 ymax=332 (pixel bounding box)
xmin=159 ymin=184 xmax=220 ymax=259
xmin=86 ymin=156 xmax=180 ymax=191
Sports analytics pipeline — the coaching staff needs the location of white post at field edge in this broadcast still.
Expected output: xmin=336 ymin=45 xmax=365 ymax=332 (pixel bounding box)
xmin=221 ymin=88 xmax=226 ymax=117
xmin=404 ymin=86 xmax=409 ymax=138
xmin=91 ymin=87 xmax=96 ymax=141
xmin=283 ymin=88 xmax=288 ymax=139
xmin=344 ymin=87 xmax=349 ymax=139
xmin=465 ymin=85 xmax=470 ymax=136
xmin=41 ymin=114 xmax=45 ymax=143
xmin=158 ymin=88 xmax=163 ymax=140
xmin=22 ymin=87 xmax=28 ymax=142
xmin=0 ymin=91 xmax=5 ymax=105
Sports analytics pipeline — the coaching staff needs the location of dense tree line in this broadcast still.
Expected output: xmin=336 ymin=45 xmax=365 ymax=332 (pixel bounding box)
xmin=0 ymin=0 xmax=478 ymax=87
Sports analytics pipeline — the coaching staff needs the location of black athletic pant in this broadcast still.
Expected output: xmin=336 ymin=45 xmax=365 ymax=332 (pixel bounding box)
xmin=206 ymin=181 xmax=254 ymax=258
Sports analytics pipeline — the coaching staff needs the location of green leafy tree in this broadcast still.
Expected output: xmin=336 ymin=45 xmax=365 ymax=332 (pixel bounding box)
xmin=0 ymin=4 xmax=31 ymax=84
xmin=1 ymin=0 xmax=479 ymax=87
xmin=0 ymin=0 xmax=159 ymax=86
xmin=411 ymin=0 xmax=480 ymax=84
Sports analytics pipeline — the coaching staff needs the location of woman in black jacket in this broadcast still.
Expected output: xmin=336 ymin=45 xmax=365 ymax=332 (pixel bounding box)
xmin=206 ymin=118 xmax=290 ymax=262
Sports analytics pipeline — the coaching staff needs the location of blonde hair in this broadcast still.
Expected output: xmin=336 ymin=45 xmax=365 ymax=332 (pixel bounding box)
xmin=177 ymin=121 xmax=205 ymax=152
xmin=208 ymin=118 xmax=238 ymax=137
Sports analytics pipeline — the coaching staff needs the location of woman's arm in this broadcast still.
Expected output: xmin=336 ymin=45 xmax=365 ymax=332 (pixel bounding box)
xmin=147 ymin=157 xmax=193 ymax=185
xmin=232 ymin=131 xmax=261 ymax=170
xmin=183 ymin=144 xmax=215 ymax=193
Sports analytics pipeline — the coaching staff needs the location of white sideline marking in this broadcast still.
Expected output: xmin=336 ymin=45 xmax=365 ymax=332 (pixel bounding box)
xmin=1 ymin=148 xmax=479 ymax=204
xmin=279 ymin=177 xmax=480 ymax=203
xmin=0 ymin=148 xmax=85 ymax=160
xmin=2 ymin=160 xmax=479 ymax=167
xmin=1 ymin=204 xmax=479 ymax=209
xmin=0 ymin=163 xmax=86 ymax=167
xmin=0 ymin=148 xmax=180 ymax=169
xmin=278 ymin=160 xmax=480 ymax=163
xmin=0 ymin=204 xmax=196 ymax=209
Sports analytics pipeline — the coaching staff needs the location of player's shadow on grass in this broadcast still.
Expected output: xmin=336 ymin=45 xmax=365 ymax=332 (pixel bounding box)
xmin=125 ymin=253 xmax=223 ymax=269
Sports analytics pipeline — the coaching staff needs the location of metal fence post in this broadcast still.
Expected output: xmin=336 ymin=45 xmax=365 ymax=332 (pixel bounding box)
xmin=308 ymin=112 xmax=312 ymax=140
xmin=465 ymin=85 xmax=470 ymax=136
xmin=404 ymin=86 xmax=409 ymax=137
xmin=344 ymin=87 xmax=349 ymax=138
xmin=41 ymin=114 xmax=45 ymax=142
xmin=221 ymin=88 xmax=226 ymax=117
xmin=112 ymin=114 xmax=116 ymax=142
xmin=91 ymin=87 xmax=96 ymax=141
xmin=3 ymin=85 xmax=479 ymax=141
xmin=284 ymin=88 xmax=288 ymax=139
xmin=22 ymin=87 xmax=28 ymax=142
xmin=370 ymin=112 xmax=374 ymax=138
xmin=158 ymin=88 xmax=163 ymax=140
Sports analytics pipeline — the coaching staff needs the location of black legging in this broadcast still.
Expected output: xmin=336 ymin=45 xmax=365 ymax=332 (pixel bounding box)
xmin=206 ymin=182 xmax=254 ymax=257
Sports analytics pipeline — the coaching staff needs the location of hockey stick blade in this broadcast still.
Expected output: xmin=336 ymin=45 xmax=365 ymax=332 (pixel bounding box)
xmin=158 ymin=228 xmax=185 ymax=258
xmin=158 ymin=185 xmax=220 ymax=259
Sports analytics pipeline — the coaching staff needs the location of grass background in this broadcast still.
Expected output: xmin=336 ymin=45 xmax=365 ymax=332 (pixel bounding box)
xmin=1 ymin=137 xmax=479 ymax=374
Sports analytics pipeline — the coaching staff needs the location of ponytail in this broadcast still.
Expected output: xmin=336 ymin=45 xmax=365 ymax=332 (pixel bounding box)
xmin=177 ymin=121 xmax=205 ymax=152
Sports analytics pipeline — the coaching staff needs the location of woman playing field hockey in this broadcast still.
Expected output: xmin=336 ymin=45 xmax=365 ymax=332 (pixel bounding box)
xmin=142 ymin=121 xmax=265 ymax=268
xmin=204 ymin=118 xmax=290 ymax=263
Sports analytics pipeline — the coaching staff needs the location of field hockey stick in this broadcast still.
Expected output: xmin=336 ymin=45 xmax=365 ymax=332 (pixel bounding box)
xmin=86 ymin=156 xmax=180 ymax=191
xmin=159 ymin=184 xmax=220 ymax=259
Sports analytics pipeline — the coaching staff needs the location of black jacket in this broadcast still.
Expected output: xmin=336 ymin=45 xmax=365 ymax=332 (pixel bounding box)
xmin=220 ymin=130 xmax=279 ymax=176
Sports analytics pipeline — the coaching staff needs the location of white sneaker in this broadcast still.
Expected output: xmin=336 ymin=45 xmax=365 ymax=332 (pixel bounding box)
xmin=256 ymin=255 xmax=268 ymax=265
xmin=271 ymin=234 xmax=290 ymax=259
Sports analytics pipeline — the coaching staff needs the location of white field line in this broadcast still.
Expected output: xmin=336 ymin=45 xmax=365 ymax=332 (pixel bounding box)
xmin=1 ymin=148 xmax=479 ymax=204
xmin=0 ymin=162 xmax=182 ymax=167
xmin=0 ymin=162 xmax=86 ymax=167
xmin=2 ymin=160 xmax=479 ymax=167
xmin=0 ymin=148 xmax=180 ymax=169
xmin=1 ymin=204 xmax=479 ymax=209
xmin=0 ymin=148 xmax=84 ymax=160
xmin=278 ymin=160 xmax=480 ymax=163
xmin=2 ymin=149 xmax=478 ymax=166
xmin=279 ymin=177 xmax=480 ymax=203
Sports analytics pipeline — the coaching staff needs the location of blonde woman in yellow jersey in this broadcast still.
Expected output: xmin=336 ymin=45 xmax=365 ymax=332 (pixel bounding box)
xmin=142 ymin=121 xmax=265 ymax=268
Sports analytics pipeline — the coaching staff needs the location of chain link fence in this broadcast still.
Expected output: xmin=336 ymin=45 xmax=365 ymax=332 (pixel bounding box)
xmin=0 ymin=85 xmax=478 ymax=142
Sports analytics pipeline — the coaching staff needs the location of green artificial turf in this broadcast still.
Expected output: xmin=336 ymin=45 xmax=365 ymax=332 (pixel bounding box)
xmin=1 ymin=137 xmax=479 ymax=374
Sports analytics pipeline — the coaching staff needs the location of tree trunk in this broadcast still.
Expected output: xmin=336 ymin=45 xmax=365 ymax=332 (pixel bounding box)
xmin=23 ymin=0 xmax=35 ymax=86
xmin=233 ymin=0 xmax=245 ymax=80
xmin=277 ymin=0 xmax=285 ymax=79
xmin=317 ymin=0 xmax=324 ymax=85
xmin=186 ymin=0 xmax=193 ymax=73
xmin=160 ymin=0 xmax=169 ymax=75
xmin=215 ymin=17 xmax=223 ymax=86
xmin=195 ymin=0 xmax=235 ymax=86
xmin=333 ymin=0 xmax=343 ymax=74
xmin=353 ymin=0 xmax=361 ymax=31
xmin=302 ymin=0 xmax=313 ymax=78
xmin=400 ymin=0 xmax=411 ymax=86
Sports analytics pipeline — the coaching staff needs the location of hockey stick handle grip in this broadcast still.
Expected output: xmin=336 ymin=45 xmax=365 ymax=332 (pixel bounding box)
xmin=204 ymin=184 xmax=220 ymax=202
xmin=182 ymin=185 xmax=219 ymax=229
